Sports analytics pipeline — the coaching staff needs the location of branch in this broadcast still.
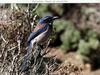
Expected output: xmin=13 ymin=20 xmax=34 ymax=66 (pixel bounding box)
xmin=8 ymin=46 xmax=17 ymax=51
xmin=32 ymin=4 xmax=39 ymax=13
xmin=41 ymin=39 xmax=52 ymax=56
xmin=0 ymin=34 xmax=8 ymax=44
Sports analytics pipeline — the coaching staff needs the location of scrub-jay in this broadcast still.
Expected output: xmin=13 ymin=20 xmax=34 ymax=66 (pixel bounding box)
xmin=19 ymin=16 xmax=58 ymax=73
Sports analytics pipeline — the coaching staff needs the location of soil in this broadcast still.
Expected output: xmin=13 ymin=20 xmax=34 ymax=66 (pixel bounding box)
xmin=45 ymin=48 xmax=100 ymax=75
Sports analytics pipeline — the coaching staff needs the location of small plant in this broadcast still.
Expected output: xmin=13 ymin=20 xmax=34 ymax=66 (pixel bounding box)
xmin=54 ymin=20 xmax=80 ymax=50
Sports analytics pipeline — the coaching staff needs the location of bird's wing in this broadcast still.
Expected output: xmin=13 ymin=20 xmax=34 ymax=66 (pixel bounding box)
xmin=33 ymin=23 xmax=46 ymax=32
xmin=27 ymin=31 xmax=40 ymax=44
xmin=27 ymin=24 xmax=48 ymax=44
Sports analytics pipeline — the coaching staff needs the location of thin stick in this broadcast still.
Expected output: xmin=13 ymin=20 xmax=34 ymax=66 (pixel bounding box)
xmin=17 ymin=40 xmax=21 ymax=55
xmin=8 ymin=46 xmax=17 ymax=51
xmin=1 ymin=34 xmax=7 ymax=43
xmin=42 ymin=39 xmax=51 ymax=56
xmin=31 ymin=15 xmax=37 ymax=29
xmin=32 ymin=4 xmax=39 ymax=13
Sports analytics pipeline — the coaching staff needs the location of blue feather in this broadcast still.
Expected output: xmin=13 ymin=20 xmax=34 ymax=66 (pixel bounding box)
xmin=39 ymin=16 xmax=53 ymax=24
xmin=27 ymin=24 xmax=48 ymax=45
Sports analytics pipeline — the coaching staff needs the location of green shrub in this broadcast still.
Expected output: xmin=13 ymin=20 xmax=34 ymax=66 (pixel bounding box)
xmin=54 ymin=20 xmax=80 ymax=50
xmin=36 ymin=4 xmax=50 ymax=17
xmin=77 ymin=30 xmax=100 ymax=61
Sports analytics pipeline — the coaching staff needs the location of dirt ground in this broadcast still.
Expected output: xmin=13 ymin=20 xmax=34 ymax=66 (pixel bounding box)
xmin=45 ymin=48 xmax=100 ymax=75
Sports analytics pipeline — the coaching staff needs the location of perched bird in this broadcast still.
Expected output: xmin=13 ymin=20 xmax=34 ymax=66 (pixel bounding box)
xmin=27 ymin=16 xmax=58 ymax=48
xmin=19 ymin=16 xmax=58 ymax=73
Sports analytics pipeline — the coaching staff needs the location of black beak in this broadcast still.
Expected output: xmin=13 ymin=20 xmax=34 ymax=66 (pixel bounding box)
xmin=52 ymin=16 xmax=59 ymax=20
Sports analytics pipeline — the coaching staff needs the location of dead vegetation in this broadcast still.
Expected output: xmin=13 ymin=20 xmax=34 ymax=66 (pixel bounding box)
xmin=0 ymin=4 xmax=83 ymax=75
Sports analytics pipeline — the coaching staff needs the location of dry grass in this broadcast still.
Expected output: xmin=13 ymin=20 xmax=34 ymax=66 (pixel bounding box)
xmin=0 ymin=6 xmax=83 ymax=75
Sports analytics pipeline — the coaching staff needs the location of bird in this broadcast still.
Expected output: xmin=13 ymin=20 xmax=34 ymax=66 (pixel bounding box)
xmin=19 ymin=16 xmax=58 ymax=73
xmin=27 ymin=16 xmax=58 ymax=48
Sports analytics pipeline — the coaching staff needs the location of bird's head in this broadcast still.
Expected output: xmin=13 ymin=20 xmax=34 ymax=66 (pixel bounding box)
xmin=39 ymin=16 xmax=59 ymax=25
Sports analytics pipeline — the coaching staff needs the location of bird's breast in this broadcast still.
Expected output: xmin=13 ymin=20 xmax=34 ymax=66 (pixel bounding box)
xmin=30 ymin=26 xmax=52 ymax=48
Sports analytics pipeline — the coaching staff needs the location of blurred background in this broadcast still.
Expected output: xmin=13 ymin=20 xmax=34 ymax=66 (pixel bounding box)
xmin=1 ymin=4 xmax=100 ymax=75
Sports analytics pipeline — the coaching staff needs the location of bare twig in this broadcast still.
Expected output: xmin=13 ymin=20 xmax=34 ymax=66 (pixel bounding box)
xmin=36 ymin=57 xmax=43 ymax=71
xmin=41 ymin=39 xmax=52 ymax=56
xmin=31 ymin=15 xmax=37 ymax=29
xmin=17 ymin=40 xmax=21 ymax=55
xmin=32 ymin=4 xmax=39 ymax=13
xmin=8 ymin=46 xmax=17 ymax=51
xmin=43 ymin=62 xmax=49 ymax=75
xmin=0 ymin=34 xmax=8 ymax=44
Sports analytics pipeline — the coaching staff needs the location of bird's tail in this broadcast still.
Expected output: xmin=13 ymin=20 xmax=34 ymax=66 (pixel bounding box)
xmin=19 ymin=46 xmax=33 ymax=73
